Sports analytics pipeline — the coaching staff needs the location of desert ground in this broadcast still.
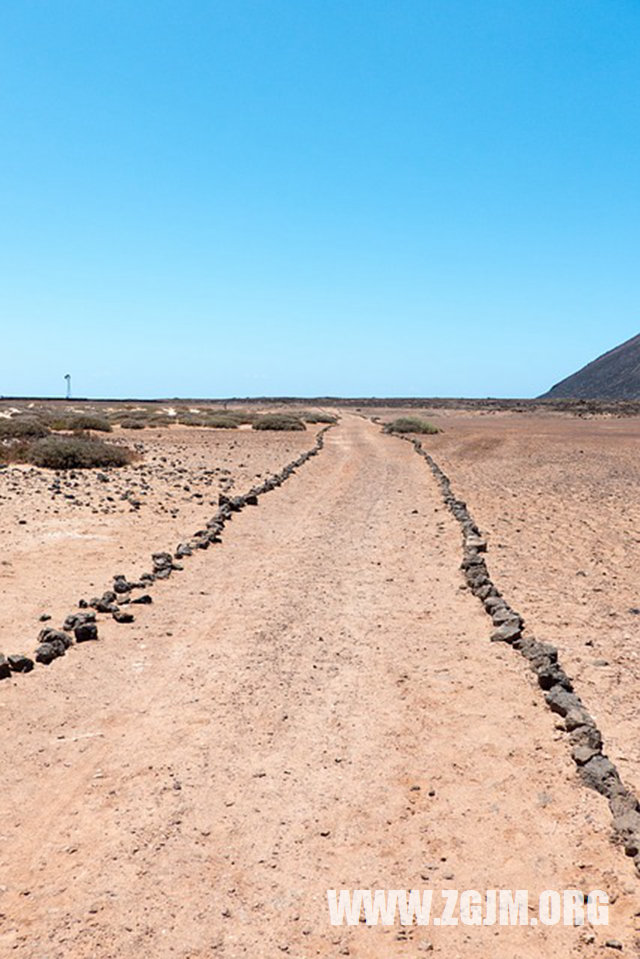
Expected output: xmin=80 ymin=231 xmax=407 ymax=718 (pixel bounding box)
xmin=1 ymin=404 xmax=640 ymax=957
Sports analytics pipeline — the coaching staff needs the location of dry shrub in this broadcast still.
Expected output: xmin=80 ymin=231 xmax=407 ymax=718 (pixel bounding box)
xmin=253 ymin=413 xmax=306 ymax=431
xmin=300 ymin=411 xmax=338 ymax=424
xmin=0 ymin=418 xmax=49 ymax=438
xmin=384 ymin=417 xmax=440 ymax=435
xmin=26 ymin=435 xmax=134 ymax=469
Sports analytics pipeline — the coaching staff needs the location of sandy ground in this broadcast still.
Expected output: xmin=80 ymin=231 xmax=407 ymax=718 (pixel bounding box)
xmin=1 ymin=414 xmax=639 ymax=957
xmin=0 ymin=426 xmax=318 ymax=652
xmin=419 ymin=411 xmax=640 ymax=803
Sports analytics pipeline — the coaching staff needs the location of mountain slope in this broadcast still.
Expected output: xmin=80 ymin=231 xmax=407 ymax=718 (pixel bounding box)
xmin=542 ymin=332 xmax=640 ymax=399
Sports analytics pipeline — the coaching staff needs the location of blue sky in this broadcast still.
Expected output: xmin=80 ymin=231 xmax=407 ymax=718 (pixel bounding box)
xmin=1 ymin=1 xmax=639 ymax=398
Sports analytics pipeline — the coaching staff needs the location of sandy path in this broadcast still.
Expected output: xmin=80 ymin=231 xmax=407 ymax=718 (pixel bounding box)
xmin=1 ymin=416 xmax=637 ymax=957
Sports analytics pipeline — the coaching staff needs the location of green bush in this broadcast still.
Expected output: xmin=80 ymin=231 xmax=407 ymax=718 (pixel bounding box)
xmin=26 ymin=435 xmax=134 ymax=469
xmin=65 ymin=414 xmax=112 ymax=432
xmin=301 ymin=411 xmax=338 ymax=424
xmin=119 ymin=418 xmax=146 ymax=429
xmin=384 ymin=417 xmax=440 ymax=435
xmin=176 ymin=410 xmax=256 ymax=428
xmin=0 ymin=418 xmax=49 ymax=438
xmin=253 ymin=413 xmax=306 ymax=431
xmin=202 ymin=415 xmax=239 ymax=428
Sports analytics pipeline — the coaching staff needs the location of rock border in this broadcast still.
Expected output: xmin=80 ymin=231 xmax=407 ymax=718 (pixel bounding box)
xmin=2 ymin=426 xmax=333 ymax=682
xmin=394 ymin=430 xmax=640 ymax=878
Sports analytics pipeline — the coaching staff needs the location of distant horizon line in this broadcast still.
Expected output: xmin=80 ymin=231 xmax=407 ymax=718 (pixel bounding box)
xmin=0 ymin=394 xmax=623 ymax=405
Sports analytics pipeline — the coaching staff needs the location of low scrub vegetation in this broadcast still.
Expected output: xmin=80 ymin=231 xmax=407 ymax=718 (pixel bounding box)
xmin=64 ymin=414 xmax=112 ymax=432
xmin=119 ymin=418 xmax=146 ymax=429
xmin=300 ymin=411 xmax=338 ymax=424
xmin=253 ymin=413 xmax=306 ymax=431
xmin=176 ymin=409 xmax=257 ymax=429
xmin=23 ymin=435 xmax=134 ymax=469
xmin=384 ymin=417 xmax=440 ymax=435
xmin=0 ymin=418 xmax=50 ymax=438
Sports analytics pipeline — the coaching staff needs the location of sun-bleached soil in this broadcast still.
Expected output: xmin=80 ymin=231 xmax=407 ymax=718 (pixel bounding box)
xmin=416 ymin=410 xmax=640 ymax=803
xmin=1 ymin=414 xmax=639 ymax=957
xmin=0 ymin=425 xmax=318 ymax=652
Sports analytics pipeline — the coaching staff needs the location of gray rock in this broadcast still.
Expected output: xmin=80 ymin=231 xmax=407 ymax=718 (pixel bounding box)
xmin=131 ymin=594 xmax=152 ymax=605
xmin=0 ymin=654 xmax=11 ymax=679
xmin=579 ymin=755 xmax=624 ymax=798
xmin=571 ymin=744 xmax=601 ymax=766
xmin=544 ymin=686 xmax=583 ymax=718
xmin=537 ymin=664 xmax=573 ymax=691
xmin=490 ymin=620 xmax=522 ymax=643
xmin=484 ymin=596 xmax=504 ymax=613
xmin=491 ymin=606 xmax=521 ymax=626
xmin=569 ymin=724 xmax=602 ymax=751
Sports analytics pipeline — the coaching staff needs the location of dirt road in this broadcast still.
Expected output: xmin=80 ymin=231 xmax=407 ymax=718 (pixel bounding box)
xmin=1 ymin=416 xmax=637 ymax=957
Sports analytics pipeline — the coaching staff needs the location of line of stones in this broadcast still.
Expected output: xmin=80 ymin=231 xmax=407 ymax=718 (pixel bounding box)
xmin=0 ymin=426 xmax=332 ymax=681
xmin=401 ymin=433 xmax=640 ymax=879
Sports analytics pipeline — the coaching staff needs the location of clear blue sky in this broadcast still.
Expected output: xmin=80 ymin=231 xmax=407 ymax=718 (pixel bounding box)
xmin=1 ymin=1 xmax=639 ymax=398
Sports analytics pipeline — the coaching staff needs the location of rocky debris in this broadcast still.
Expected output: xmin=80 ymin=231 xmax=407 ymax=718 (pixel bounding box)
xmin=38 ymin=627 xmax=73 ymax=650
xmin=398 ymin=430 xmax=640 ymax=879
xmin=63 ymin=610 xmax=96 ymax=632
xmin=131 ymin=593 xmax=152 ymax=605
xmin=7 ymin=653 xmax=34 ymax=673
xmin=579 ymin=755 xmax=624 ymax=799
xmin=490 ymin=620 xmax=522 ymax=643
xmin=0 ymin=654 xmax=11 ymax=679
xmin=95 ymin=599 xmax=118 ymax=614
xmin=113 ymin=575 xmax=134 ymax=594
xmin=112 ymin=609 xmax=134 ymax=623
xmin=75 ymin=622 xmax=98 ymax=642
xmin=175 ymin=542 xmax=192 ymax=558
xmin=35 ymin=642 xmax=63 ymax=664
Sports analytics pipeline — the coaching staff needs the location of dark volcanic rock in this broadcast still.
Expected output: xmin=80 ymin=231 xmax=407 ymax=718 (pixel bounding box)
xmin=8 ymin=653 xmax=34 ymax=673
xmin=113 ymin=576 xmax=133 ymax=594
xmin=542 ymin=331 xmax=640 ymax=399
xmin=579 ymin=755 xmax=624 ymax=798
xmin=0 ymin=654 xmax=11 ymax=679
xmin=490 ymin=620 xmax=522 ymax=643
xmin=131 ymin=594 xmax=152 ymax=605
xmin=38 ymin=628 xmax=73 ymax=649
xmin=63 ymin=611 xmax=96 ymax=632
xmin=75 ymin=623 xmax=98 ymax=643
xmin=35 ymin=642 xmax=62 ymax=664
xmin=113 ymin=609 xmax=134 ymax=623
xmin=536 ymin=663 xmax=573 ymax=692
